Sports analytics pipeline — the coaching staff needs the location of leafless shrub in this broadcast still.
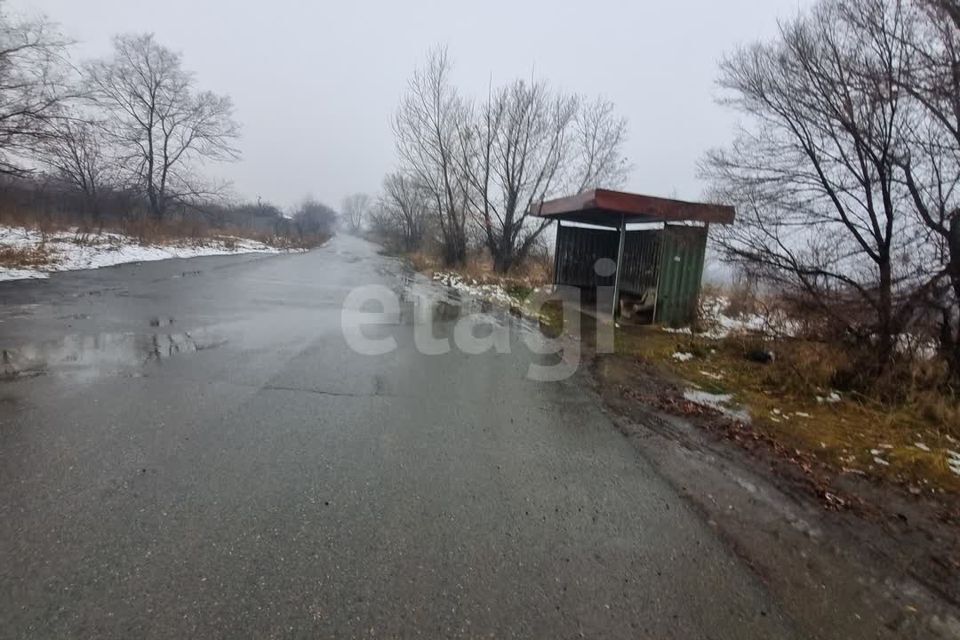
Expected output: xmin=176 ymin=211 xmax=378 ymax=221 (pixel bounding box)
xmin=341 ymin=193 xmax=370 ymax=234
xmin=370 ymin=172 xmax=429 ymax=252
xmin=292 ymin=197 xmax=337 ymax=243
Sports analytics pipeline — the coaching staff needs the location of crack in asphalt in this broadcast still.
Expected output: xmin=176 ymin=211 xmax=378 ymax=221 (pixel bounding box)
xmin=260 ymin=383 xmax=397 ymax=399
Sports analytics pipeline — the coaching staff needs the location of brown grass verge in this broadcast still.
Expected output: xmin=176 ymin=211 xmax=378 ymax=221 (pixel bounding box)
xmin=406 ymin=248 xmax=552 ymax=303
xmin=0 ymin=245 xmax=57 ymax=269
xmin=1 ymin=215 xmax=330 ymax=254
xmin=617 ymin=325 xmax=960 ymax=495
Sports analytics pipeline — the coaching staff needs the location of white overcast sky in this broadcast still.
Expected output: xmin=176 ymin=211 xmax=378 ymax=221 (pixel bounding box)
xmin=11 ymin=0 xmax=810 ymax=211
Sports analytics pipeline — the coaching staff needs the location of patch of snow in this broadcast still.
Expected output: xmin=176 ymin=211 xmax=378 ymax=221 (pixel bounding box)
xmin=0 ymin=225 xmax=292 ymax=281
xmin=0 ymin=268 xmax=48 ymax=281
xmin=914 ymin=442 xmax=931 ymax=452
xmin=433 ymin=271 xmax=515 ymax=306
xmin=663 ymin=295 xmax=799 ymax=340
xmin=683 ymin=389 xmax=752 ymax=422
xmin=664 ymin=295 xmax=938 ymax=362
xmin=947 ymin=451 xmax=960 ymax=477
xmin=684 ymin=389 xmax=731 ymax=405
xmin=816 ymin=391 xmax=842 ymax=404
xmin=795 ymin=412 xmax=812 ymax=418
xmin=699 ymin=370 xmax=724 ymax=380
xmin=672 ymin=352 xmax=695 ymax=362
xmin=873 ymin=457 xmax=890 ymax=467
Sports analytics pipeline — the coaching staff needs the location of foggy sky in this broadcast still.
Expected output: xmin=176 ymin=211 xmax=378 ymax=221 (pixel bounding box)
xmin=11 ymin=0 xmax=809 ymax=212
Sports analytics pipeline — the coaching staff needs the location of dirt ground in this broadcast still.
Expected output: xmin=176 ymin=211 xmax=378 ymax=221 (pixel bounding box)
xmin=589 ymin=349 xmax=960 ymax=639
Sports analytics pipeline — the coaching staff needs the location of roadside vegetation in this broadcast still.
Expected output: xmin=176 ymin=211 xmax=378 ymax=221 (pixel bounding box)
xmin=613 ymin=288 xmax=960 ymax=497
xmin=0 ymin=4 xmax=335 ymax=276
xmin=405 ymin=249 xmax=553 ymax=307
xmin=364 ymin=46 xmax=630 ymax=272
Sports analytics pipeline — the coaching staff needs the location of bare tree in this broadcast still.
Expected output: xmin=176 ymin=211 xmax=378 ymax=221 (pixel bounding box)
xmin=876 ymin=0 xmax=960 ymax=378
xmin=0 ymin=6 xmax=74 ymax=175
xmin=702 ymin=0 xmax=926 ymax=370
xmin=85 ymin=34 xmax=239 ymax=220
xmin=459 ymin=80 xmax=576 ymax=273
xmin=394 ymin=47 xmax=468 ymax=266
xmin=37 ymin=112 xmax=113 ymax=221
xmin=460 ymin=84 xmax=628 ymax=272
xmin=571 ymin=96 xmax=631 ymax=193
xmin=375 ymin=172 xmax=428 ymax=251
xmin=341 ymin=193 xmax=370 ymax=234
xmin=293 ymin=197 xmax=337 ymax=240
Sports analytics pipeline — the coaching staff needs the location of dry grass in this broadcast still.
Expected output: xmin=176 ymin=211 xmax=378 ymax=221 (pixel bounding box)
xmin=120 ymin=217 xmax=210 ymax=245
xmin=408 ymin=248 xmax=552 ymax=302
xmin=720 ymin=280 xmax=761 ymax=317
xmin=407 ymin=250 xmax=441 ymax=273
xmin=0 ymin=201 xmax=332 ymax=251
xmin=617 ymin=325 xmax=960 ymax=494
xmin=0 ymin=245 xmax=56 ymax=269
xmin=1 ymin=214 xmax=329 ymax=254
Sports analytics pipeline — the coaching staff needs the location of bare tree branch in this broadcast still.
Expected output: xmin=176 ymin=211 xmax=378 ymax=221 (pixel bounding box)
xmin=85 ymin=34 xmax=239 ymax=219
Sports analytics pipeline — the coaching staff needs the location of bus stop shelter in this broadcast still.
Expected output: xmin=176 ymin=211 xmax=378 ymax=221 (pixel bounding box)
xmin=533 ymin=189 xmax=735 ymax=325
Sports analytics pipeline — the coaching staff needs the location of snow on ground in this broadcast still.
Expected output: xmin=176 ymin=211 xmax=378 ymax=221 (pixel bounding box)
xmin=432 ymin=272 xmax=516 ymax=306
xmin=663 ymin=295 xmax=795 ymax=340
xmin=948 ymin=451 xmax=960 ymax=477
xmin=0 ymin=226 xmax=288 ymax=281
xmin=683 ymin=389 xmax=752 ymax=422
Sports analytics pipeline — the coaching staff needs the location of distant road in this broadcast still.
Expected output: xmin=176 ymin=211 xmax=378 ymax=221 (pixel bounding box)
xmin=0 ymin=236 xmax=794 ymax=638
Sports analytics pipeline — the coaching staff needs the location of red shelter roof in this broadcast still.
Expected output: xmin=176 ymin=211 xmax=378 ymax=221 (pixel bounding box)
xmin=531 ymin=189 xmax=735 ymax=227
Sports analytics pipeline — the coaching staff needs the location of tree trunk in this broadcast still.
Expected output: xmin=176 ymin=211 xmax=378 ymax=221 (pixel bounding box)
xmin=943 ymin=216 xmax=960 ymax=384
xmin=877 ymin=260 xmax=895 ymax=371
xmin=493 ymin=253 xmax=512 ymax=274
xmin=442 ymin=229 xmax=466 ymax=267
xmin=147 ymin=186 xmax=162 ymax=220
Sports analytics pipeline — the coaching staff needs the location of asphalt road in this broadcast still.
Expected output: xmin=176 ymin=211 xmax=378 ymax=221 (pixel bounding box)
xmin=0 ymin=236 xmax=796 ymax=638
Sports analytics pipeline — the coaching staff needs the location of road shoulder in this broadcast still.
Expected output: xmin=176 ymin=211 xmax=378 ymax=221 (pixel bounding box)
xmin=590 ymin=351 xmax=960 ymax=640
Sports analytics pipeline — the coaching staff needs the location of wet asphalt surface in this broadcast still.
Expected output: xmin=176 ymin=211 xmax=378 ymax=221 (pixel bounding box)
xmin=0 ymin=236 xmax=796 ymax=638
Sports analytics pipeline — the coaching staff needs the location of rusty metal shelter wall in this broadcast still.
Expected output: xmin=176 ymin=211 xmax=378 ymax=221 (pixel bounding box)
xmin=553 ymin=222 xmax=708 ymax=325
xmin=553 ymin=224 xmax=660 ymax=294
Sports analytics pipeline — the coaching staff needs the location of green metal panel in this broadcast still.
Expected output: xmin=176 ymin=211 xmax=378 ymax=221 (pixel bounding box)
xmin=655 ymin=225 xmax=708 ymax=326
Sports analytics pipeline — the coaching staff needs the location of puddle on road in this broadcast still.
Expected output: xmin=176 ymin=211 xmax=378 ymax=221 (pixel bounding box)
xmin=1 ymin=329 xmax=226 ymax=383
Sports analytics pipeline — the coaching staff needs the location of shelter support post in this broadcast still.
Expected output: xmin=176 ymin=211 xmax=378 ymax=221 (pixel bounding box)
xmin=553 ymin=221 xmax=561 ymax=285
xmin=611 ymin=214 xmax=626 ymax=318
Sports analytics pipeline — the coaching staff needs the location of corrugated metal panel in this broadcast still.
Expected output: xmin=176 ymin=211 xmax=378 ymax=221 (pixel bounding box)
xmin=554 ymin=224 xmax=661 ymax=294
xmin=620 ymin=230 xmax=661 ymax=296
xmin=553 ymin=222 xmax=709 ymax=325
xmin=655 ymin=225 xmax=708 ymax=326
xmin=555 ymin=224 xmax=618 ymax=288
